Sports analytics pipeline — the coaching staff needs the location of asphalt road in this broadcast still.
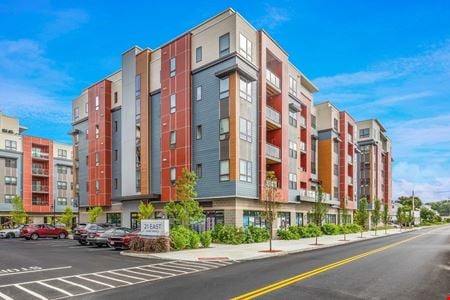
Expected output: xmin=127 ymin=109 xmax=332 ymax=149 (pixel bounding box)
xmin=78 ymin=225 xmax=449 ymax=300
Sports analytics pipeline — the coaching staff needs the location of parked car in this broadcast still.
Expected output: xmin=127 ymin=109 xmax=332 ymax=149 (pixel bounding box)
xmin=20 ymin=224 xmax=68 ymax=240
xmin=0 ymin=225 xmax=24 ymax=239
xmin=88 ymin=227 xmax=132 ymax=247
xmin=74 ymin=223 xmax=113 ymax=245
xmin=107 ymin=229 xmax=141 ymax=250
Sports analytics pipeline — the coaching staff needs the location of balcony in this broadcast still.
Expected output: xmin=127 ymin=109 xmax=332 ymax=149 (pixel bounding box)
xmin=299 ymin=116 xmax=306 ymax=128
xmin=266 ymin=143 xmax=281 ymax=164
xmin=299 ymin=141 xmax=306 ymax=153
xmin=32 ymin=152 xmax=49 ymax=160
xmin=32 ymin=168 xmax=49 ymax=177
xmin=347 ymin=133 xmax=353 ymax=143
xmin=32 ymin=185 xmax=49 ymax=193
xmin=347 ymin=155 xmax=353 ymax=165
xmin=266 ymin=106 xmax=281 ymax=130
xmin=348 ymin=176 xmax=353 ymax=185
xmin=266 ymin=69 xmax=281 ymax=96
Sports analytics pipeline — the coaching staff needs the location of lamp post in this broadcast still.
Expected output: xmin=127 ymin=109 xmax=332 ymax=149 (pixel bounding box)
xmin=53 ymin=197 xmax=56 ymax=226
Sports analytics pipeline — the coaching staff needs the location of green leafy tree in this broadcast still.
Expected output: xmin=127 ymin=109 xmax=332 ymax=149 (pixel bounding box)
xmin=58 ymin=207 xmax=73 ymax=230
xmin=310 ymin=185 xmax=328 ymax=245
xmin=397 ymin=206 xmax=403 ymax=231
xmin=138 ymin=201 xmax=155 ymax=221
xmin=430 ymin=200 xmax=450 ymax=217
xmin=164 ymin=168 xmax=204 ymax=228
xmin=382 ymin=202 xmax=390 ymax=234
xmin=354 ymin=197 xmax=369 ymax=238
xmin=420 ymin=207 xmax=436 ymax=223
xmin=11 ymin=196 xmax=27 ymax=225
xmin=397 ymin=196 xmax=422 ymax=209
xmin=371 ymin=199 xmax=381 ymax=236
xmin=261 ymin=171 xmax=279 ymax=252
xmin=87 ymin=206 xmax=103 ymax=223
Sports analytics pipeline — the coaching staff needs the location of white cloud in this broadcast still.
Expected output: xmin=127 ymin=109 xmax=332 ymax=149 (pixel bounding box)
xmin=40 ymin=9 xmax=89 ymax=41
xmin=255 ymin=5 xmax=290 ymax=29
xmin=314 ymin=71 xmax=394 ymax=89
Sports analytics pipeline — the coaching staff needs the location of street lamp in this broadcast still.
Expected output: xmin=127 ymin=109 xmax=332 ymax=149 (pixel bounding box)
xmin=53 ymin=197 xmax=56 ymax=226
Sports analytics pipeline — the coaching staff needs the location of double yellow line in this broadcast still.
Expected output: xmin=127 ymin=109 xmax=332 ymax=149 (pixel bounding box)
xmin=231 ymin=229 xmax=436 ymax=300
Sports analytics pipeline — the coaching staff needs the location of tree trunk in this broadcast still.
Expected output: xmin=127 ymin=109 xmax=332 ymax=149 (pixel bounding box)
xmin=385 ymin=225 xmax=387 ymax=235
xmin=269 ymin=223 xmax=273 ymax=252
xmin=360 ymin=230 xmax=363 ymax=238
xmin=315 ymin=234 xmax=318 ymax=245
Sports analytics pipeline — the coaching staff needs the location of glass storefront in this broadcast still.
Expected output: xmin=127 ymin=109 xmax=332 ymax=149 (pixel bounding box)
xmin=243 ymin=211 xmax=266 ymax=228
xmin=277 ymin=212 xmax=290 ymax=229
xmin=107 ymin=213 xmax=121 ymax=226
xmin=296 ymin=212 xmax=304 ymax=226
xmin=130 ymin=212 xmax=139 ymax=230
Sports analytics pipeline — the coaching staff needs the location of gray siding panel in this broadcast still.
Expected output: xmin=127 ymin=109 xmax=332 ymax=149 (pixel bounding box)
xmin=111 ymin=109 xmax=122 ymax=198
xmin=151 ymin=92 xmax=161 ymax=193
xmin=0 ymin=151 xmax=22 ymax=211
xmin=74 ymin=120 xmax=88 ymax=206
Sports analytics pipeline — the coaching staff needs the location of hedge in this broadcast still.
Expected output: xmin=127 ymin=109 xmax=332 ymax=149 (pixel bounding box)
xmin=277 ymin=223 xmax=362 ymax=240
xmin=211 ymin=225 xmax=270 ymax=245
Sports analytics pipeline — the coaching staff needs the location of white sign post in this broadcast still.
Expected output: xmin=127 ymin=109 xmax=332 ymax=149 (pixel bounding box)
xmin=140 ymin=219 xmax=170 ymax=238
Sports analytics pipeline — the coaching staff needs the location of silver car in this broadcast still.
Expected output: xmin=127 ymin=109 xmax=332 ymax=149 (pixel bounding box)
xmin=0 ymin=225 xmax=24 ymax=239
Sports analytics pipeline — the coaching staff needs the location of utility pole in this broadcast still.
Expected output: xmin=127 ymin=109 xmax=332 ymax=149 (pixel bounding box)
xmin=411 ymin=189 xmax=415 ymax=227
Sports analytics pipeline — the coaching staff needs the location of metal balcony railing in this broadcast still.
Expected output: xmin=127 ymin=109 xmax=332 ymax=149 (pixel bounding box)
xmin=32 ymin=185 xmax=49 ymax=192
xmin=299 ymin=116 xmax=306 ymax=128
xmin=32 ymin=152 xmax=49 ymax=159
xmin=266 ymin=69 xmax=280 ymax=89
xmin=347 ymin=155 xmax=353 ymax=164
xmin=32 ymin=168 xmax=49 ymax=176
xmin=266 ymin=106 xmax=281 ymax=125
xmin=266 ymin=143 xmax=281 ymax=159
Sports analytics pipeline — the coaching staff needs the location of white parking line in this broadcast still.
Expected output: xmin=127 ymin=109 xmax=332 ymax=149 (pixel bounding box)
xmin=92 ymin=273 xmax=133 ymax=285
xmin=107 ymin=271 xmax=145 ymax=281
xmin=174 ymin=261 xmax=215 ymax=270
xmin=121 ymin=269 xmax=162 ymax=278
xmin=0 ymin=292 xmax=14 ymax=300
xmin=0 ymin=266 xmax=72 ymax=277
xmin=164 ymin=262 xmax=201 ymax=271
xmin=38 ymin=281 xmax=73 ymax=297
xmin=76 ymin=276 xmax=115 ymax=288
xmin=143 ymin=264 xmax=188 ymax=274
xmin=135 ymin=266 xmax=177 ymax=276
xmin=58 ymin=278 xmax=95 ymax=292
xmin=14 ymin=284 xmax=48 ymax=300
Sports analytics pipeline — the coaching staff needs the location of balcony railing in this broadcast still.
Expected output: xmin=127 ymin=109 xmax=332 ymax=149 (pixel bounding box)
xmin=347 ymin=155 xmax=353 ymax=164
xmin=348 ymin=176 xmax=353 ymax=185
xmin=299 ymin=116 xmax=306 ymax=128
xmin=299 ymin=142 xmax=306 ymax=152
xmin=32 ymin=152 xmax=49 ymax=160
xmin=266 ymin=106 xmax=281 ymax=125
xmin=32 ymin=168 xmax=49 ymax=176
xmin=298 ymin=189 xmax=332 ymax=202
xmin=266 ymin=143 xmax=281 ymax=160
xmin=32 ymin=185 xmax=49 ymax=192
xmin=266 ymin=69 xmax=280 ymax=89
xmin=347 ymin=133 xmax=353 ymax=143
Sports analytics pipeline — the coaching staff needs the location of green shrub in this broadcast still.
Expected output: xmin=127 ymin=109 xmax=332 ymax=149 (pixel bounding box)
xmin=246 ymin=225 xmax=270 ymax=243
xmin=170 ymin=226 xmax=190 ymax=250
xmin=277 ymin=229 xmax=300 ymax=240
xmin=321 ymin=224 xmax=342 ymax=235
xmin=199 ymin=231 xmax=212 ymax=248
xmin=305 ymin=224 xmax=323 ymax=237
xmin=189 ymin=231 xmax=200 ymax=249
xmin=343 ymin=223 xmax=362 ymax=233
xmin=211 ymin=225 xmax=269 ymax=244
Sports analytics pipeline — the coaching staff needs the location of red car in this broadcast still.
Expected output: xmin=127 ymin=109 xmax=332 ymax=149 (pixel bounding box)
xmin=21 ymin=224 xmax=68 ymax=240
xmin=107 ymin=229 xmax=141 ymax=250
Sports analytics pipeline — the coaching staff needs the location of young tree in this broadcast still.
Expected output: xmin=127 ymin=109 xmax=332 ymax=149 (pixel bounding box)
xmin=382 ymin=202 xmax=390 ymax=234
xmin=396 ymin=206 xmax=402 ymax=231
xmin=138 ymin=201 xmax=155 ymax=221
xmin=88 ymin=206 xmax=103 ymax=223
xmin=354 ymin=197 xmax=369 ymax=238
xmin=340 ymin=197 xmax=350 ymax=241
xmin=310 ymin=185 xmax=328 ymax=245
xmin=11 ymin=196 xmax=27 ymax=225
xmin=261 ymin=171 xmax=279 ymax=252
xmin=372 ymin=199 xmax=381 ymax=236
xmin=58 ymin=207 xmax=73 ymax=230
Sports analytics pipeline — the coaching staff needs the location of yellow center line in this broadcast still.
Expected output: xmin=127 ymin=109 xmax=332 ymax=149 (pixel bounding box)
xmin=231 ymin=228 xmax=440 ymax=300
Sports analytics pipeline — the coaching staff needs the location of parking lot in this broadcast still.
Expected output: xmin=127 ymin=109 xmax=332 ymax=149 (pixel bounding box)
xmin=0 ymin=238 xmax=235 ymax=299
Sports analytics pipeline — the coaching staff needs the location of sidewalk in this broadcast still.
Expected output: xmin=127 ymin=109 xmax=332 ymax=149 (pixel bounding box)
xmin=121 ymin=227 xmax=422 ymax=261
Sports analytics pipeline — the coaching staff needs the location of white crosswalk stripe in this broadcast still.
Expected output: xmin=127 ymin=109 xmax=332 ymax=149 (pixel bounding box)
xmin=0 ymin=260 xmax=236 ymax=299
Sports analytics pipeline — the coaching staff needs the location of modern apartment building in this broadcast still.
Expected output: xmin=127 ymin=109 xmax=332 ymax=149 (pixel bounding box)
xmin=356 ymin=119 xmax=393 ymax=208
xmin=0 ymin=113 xmax=75 ymax=225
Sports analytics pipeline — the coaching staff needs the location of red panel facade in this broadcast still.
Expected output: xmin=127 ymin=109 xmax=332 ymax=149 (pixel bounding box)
xmin=339 ymin=112 xmax=357 ymax=210
xmin=160 ymin=34 xmax=192 ymax=201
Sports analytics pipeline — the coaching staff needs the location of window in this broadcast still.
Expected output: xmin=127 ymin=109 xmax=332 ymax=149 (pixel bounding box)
xmin=196 ymin=46 xmax=202 ymax=63
xmin=86 ymin=155 xmax=89 ymax=166
xmin=135 ymin=74 xmax=141 ymax=97
xmin=243 ymin=211 xmax=266 ymax=228
xmin=360 ymin=128 xmax=370 ymax=138
xmin=85 ymin=129 xmax=89 ymax=139
xmin=58 ymin=149 xmax=67 ymax=158
xmin=333 ymin=187 xmax=339 ymax=199
xmin=95 ymin=180 xmax=100 ymax=193
xmin=95 ymin=152 xmax=100 ymax=166
xmin=170 ymin=167 xmax=176 ymax=183
xmin=170 ymin=94 xmax=176 ymax=113
xmin=333 ymin=164 xmax=339 ymax=176
xmin=325 ymin=214 xmax=337 ymax=224
xmin=114 ymin=92 xmax=118 ymax=103
xmin=85 ymin=102 xmax=89 ymax=113
xmin=95 ymin=124 xmax=99 ymax=139
xmin=170 ymin=57 xmax=176 ymax=77
xmin=289 ymin=76 xmax=297 ymax=97
xmin=196 ymin=125 xmax=202 ymax=140
xmin=107 ymin=213 xmax=122 ymax=226
xmin=57 ymin=181 xmax=67 ymax=190
xmin=296 ymin=213 xmax=304 ymax=226
xmin=196 ymin=164 xmax=203 ymax=178
xmin=114 ymin=121 xmax=118 ymax=132
xmin=5 ymin=159 xmax=17 ymax=168
xmin=5 ymin=176 xmax=17 ymax=185
xmin=239 ymin=160 xmax=252 ymax=183
xmin=219 ymin=118 xmax=230 ymax=140
xmin=219 ymin=33 xmax=230 ymax=57
xmin=74 ymin=133 xmax=79 ymax=144
xmin=239 ymin=33 xmax=252 ymax=60
xmin=288 ymin=173 xmax=297 ymax=190
xmin=4 ymin=194 xmax=15 ymax=204
xmin=114 ymin=178 xmax=118 ymax=189
xmin=277 ymin=212 xmax=290 ymax=229
xmin=334 ymin=118 xmax=339 ymax=131
xmin=219 ymin=160 xmax=230 ymax=181
xmin=170 ymin=131 xmax=176 ymax=147
xmin=289 ymin=140 xmax=298 ymax=159
xmin=311 ymin=115 xmax=317 ymax=129
xmin=289 ymin=110 xmax=297 ymax=127
xmin=95 ymin=96 xmax=99 ymax=111
xmin=334 ymin=141 xmax=339 ymax=154
xmin=219 ymin=77 xmax=229 ymax=99
xmin=5 ymin=140 xmax=17 ymax=151
xmin=239 ymin=118 xmax=252 ymax=142
xmin=239 ymin=78 xmax=252 ymax=102
xmin=114 ymin=149 xmax=118 ymax=161
xmin=86 ymin=181 xmax=89 ymax=192
xmin=196 ymin=86 xmax=202 ymax=101
xmin=74 ymin=107 xmax=79 ymax=121
xmin=57 ymin=165 xmax=67 ymax=174
xmin=57 ymin=197 xmax=67 ymax=206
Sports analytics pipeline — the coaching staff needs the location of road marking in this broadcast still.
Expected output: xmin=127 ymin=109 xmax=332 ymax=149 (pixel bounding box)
xmin=76 ymin=276 xmax=115 ymax=288
xmin=135 ymin=266 xmax=177 ymax=276
xmin=14 ymin=284 xmax=48 ymax=300
xmin=121 ymin=269 xmax=162 ymax=278
xmin=143 ymin=264 xmax=187 ymax=274
xmin=0 ymin=266 xmax=72 ymax=277
xmin=176 ymin=261 xmax=220 ymax=269
xmin=93 ymin=273 xmax=133 ymax=285
xmin=164 ymin=262 xmax=199 ymax=271
xmin=0 ymin=292 xmax=14 ymax=300
xmin=231 ymin=229 xmax=438 ymax=300
xmin=106 ymin=271 xmax=144 ymax=281
xmin=38 ymin=281 xmax=73 ymax=297
xmin=57 ymin=278 xmax=95 ymax=292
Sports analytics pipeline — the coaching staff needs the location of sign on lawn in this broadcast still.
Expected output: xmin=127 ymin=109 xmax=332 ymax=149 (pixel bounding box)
xmin=141 ymin=219 xmax=169 ymax=237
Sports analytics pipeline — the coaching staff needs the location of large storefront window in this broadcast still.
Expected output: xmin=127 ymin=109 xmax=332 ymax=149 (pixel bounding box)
xmin=325 ymin=214 xmax=337 ymax=224
xmin=277 ymin=212 xmax=290 ymax=229
xmin=130 ymin=212 xmax=139 ymax=230
xmin=205 ymin=210 xmax=224 ymax=231
xmin=243 ymin=211 xmax=266 ymax=228
xmin=296 ymin=213 xmax=304 ymax=226
xmin=107 ymin=213 xmax=121 ymax=226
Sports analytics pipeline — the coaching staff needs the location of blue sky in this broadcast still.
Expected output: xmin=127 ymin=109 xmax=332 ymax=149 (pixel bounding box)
xmin=1 ymin=1 xmax=449 ymax=202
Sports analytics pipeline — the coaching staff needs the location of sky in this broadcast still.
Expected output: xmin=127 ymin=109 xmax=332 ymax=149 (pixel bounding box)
xmin=0 ymin=0 xmax=449 ymax=202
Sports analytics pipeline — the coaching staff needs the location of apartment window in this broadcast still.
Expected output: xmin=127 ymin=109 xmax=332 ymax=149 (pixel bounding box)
xmin=333 ymin=141 xmax=339 ymax=154
xmin=219 ymin=77 xmax=229 ymax=99
xmin=219 ymin=160 xmax=230 ymax=181
xmin=5 ymin=140 xmax=17 ymax=150
xmin=196 ymin=125 xmax=202 ymax=140
xmin=289 ymin=110 xmax=297 ymax=127
xmin=334 ymin=164 xmax=339 ymax=176
xmin=170 ymin=57 xmax=176 ymax=77
xmin=114 ymin=178 xmax=118 ymax=190
xmin=219 ymin=118 xmax=230 ymax=140
xmin=219 ymin=33 xmax=230 ymax=57
xmin=114 ymin=92 xmax=118 ymax=104
xmin=114 ymin=121 xmax=118 ymax=132
xmin=74 ymin=107 xmax=79 ymax=121
xmin=311 ymin=115 xmax=317 ymax=129
xmin=114 ymin=149 xmax=118 ymax=161
xmin=334 ymin=118 xmax=339 ymax=131
xmin=85 ymin=102 xmax=89 ymax=113
xmin=86 ymin=155 xmax=89 ymax=166
xmin=57 ymin=166 xmax=67 ymax=174
xmin=239 ymin=78 xmax=252 ymax=102
xmin=325 ymin=214 xmax=337 ymax=224
xmin=95 ymin=180 xmax=100 ymax=194
xmin=196 ymin=46 xmax=202 ymax=63
xmin=5 ymin=159 xmax=17 ymax=168
xmin=239 ymin=160 xmax=252 ymax=183
xmin=289 ymin=76 xmax=297 ymax=97
xmin=360 ymin=128 xmax=370 ymax=138
xmin=4 ymin=194 xmax=15 ymax=204
xmin=85 ymin=129 xmax=89 ymax=139
xmin=333 ymin=187 xmax=339 ymax=199
xmin=95 ymin=96 xmax=99 ymax=111
xmin=288 ymin=173 xmax=297 ymax=190
xmin=5 ymin=176 xmax=17 ymax=185
xmin=196 ymin=164 xmax=203 ymax=178
xmin=74 ymin=133 xmax=79 ymax=144
xmin=86 ymin=181 xmax=89 ymax=192
xmin=95 ymin=152 xmax=100 ymax=166
xmin=57 ymin=181 xmax=67 ymax=190
xmin=57 ymin=197 xmax=67 ymax=206
xmin=170 ymin=94 xmax=176 ymax=113
xmin=289 ymin=140 xmax=298 ymax=159
xmin=296 ymin=212 xmax=304 ymax=226
xmin=170 ymin=131 xmax=176 ymax=147
xmin=196 ymin=86 xmax=202 ymax=101
xmin=95 ymin=124 xmax=99 ymax=139
xmin=239 ymin=118 xmax=252 ymax=142
xmin=170 ymin=167 xmax=176 ymax=183
xmin=278 ymin=212 xmax=291 ymax=229
xmin=58 ymin=149 xmax=67 ymax=158
xmin=239 ymin=33 xmax=252 ymax=60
